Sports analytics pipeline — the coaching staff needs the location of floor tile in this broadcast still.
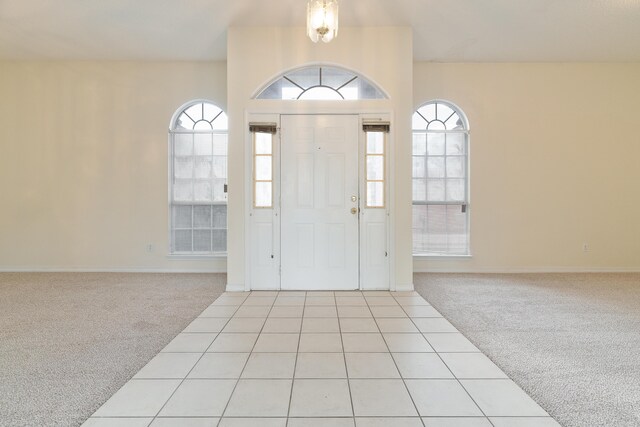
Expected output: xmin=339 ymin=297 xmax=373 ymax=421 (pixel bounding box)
xmin=383 ymin=333 xmax=433 ymax=352
xmin=243 ymin=296 xmax=276 ymax=306
xmin=395 ymin=297 xmax=430 ymax=306
xmin=350 ymin=379 xmax=418 ymax=416
xmin=336 ymin=291 xmax=364 ymax=296
xmin=402 ymin=305 xmax=442 ymax=317
xmin=461 ymin=379 xmax=549 ymax=416
xmin=299 ymin=333 xmax=343 ymax=352
xmin=82 ymin=418 xmax=153 ymax=427
xmin=279 ymin=291 xmax=306 ymax=296
xmin=440 ymin=353 xmax=508 ymax=379
xmin=289 ymin=418 xmax=354 ymax=427
xmin=269 ymin=306 xmax=304 ymax=318
xmin=158 ymin=379 xmax=236 ymax=417
xmin=200 ymin=305 xmax=238 ymax=317
xmin=403 ymin=305 xmax=442 ymax=318
xmin=188 ymin=352 xmax=250 ymax=378
xmin=208 ymin=333 xmax=258 ymax=352
xmin=213 ymin=297 xmax=247 ymax=306
xmin=224 ymin=379 xmax=292 ymax=417
xmin=93 ymin=379 xmax=180 ymax=417
xmin=489 ymin=418 xmax=561 ymax=427
xmin=250 ymin=291 xmax=279 ymax=296
xmin=133 ymin=352 xmax=201 ymax=379
xmin=423 ymin=333 xmax=479 ymax=352
xmin=222 ymin=318 xmax=265 ymax=333
xmin=390 ymin=291 xmax=419 ymax=296
xmin=342 ymin=333 xmax=388 ymax=352
xmin=302 ymin=317 xmax=340 ymax=333
xmin=339 ymin=318 xmax=379 ymax=333
xmin=421 ymin=418 xmax=492 ymax=427
xmin=413 ymin=318 xmax=458 ymax=333
xmin=274 ymin=296 xmax=306 ymax=306
xmin=345 ymin=353 xmax=400 ymax=378
xmin=376 ymin=318 xmax=420 ymax=333
xmin=234 ymin=305 xmax=271 ymax=317
xmin=151 ymin=418 xmax=220 ymax=427
xmin=183 ymin=317 xmax=229 ymax=333
xmin=338 ymin=306 xmax=372 ymax=318
xmin=356 ymin=418 xmax=423 ymax=427
xmin=253 ymin=333 xmax=299 ymax=352
xmin=289 ymin=379 xmax=352 ymax=416
xmin=218 ymin=419 xmax=286 ymax=427
xmin=241 ymin=352 xmax=297 ymax=378
xmin=370 ymin=306 xmax=407 ymax=318
xmin=405 ymin=379 xmax=483 ymax=416
xmin=364 ymin=296 xmax=399 ymax=306
xmin=262 ymin=317 xmax=302 ymax=333
xmin=162 ymin=333 xmax=217 ymax=353
xmin=306 ymin=296 xmax=336 ymax=306
xmin=307 ymin=291 xmax=334 ymax=296
xmin=304 ymin=305 xmax=338 ymax=317
xmin=295 ymin=352 xmax=347 ymax=378
xmin=392 ymin=353 xmax=454 ymax=379
xmin=336 ymin=296 xmax=367 ymax=306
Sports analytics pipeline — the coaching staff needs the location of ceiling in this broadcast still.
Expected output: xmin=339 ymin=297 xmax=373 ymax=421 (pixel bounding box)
xmin=1 ymin=0 xmax=639 ymax=62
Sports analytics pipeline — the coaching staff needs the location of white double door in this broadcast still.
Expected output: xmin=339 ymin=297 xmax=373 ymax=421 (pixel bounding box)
xmin=280 ymin=115 xmax=359 ymax=290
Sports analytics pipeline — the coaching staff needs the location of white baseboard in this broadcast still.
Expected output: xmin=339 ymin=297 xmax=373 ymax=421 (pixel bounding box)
xmin=225 ymin=283 xmax=246 ymax=292
xmin=413 ymin=267 xmax=640 ymax=273
xmin=393 ymin=283 xmax=415 ymax=291
xmin=0 ymin=266 xmax=227 ymax=273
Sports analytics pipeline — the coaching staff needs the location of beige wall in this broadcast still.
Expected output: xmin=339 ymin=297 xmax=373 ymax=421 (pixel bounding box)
xmin=1 ymin=60 xmax=637 ymax=273
xmin=226 ymin=27 xmax=414 ymax=290
xmin=0 ymin=61 xmax=227 ymax=271
xmin=413 ymin=63 xmax=640 ymax=272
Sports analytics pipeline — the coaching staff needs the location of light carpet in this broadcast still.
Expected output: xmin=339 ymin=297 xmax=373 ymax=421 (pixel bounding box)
xmin=414 ymin=272 xmax=640 ymax=427
xmin=0 ymin=272 xmax=226 ymax=427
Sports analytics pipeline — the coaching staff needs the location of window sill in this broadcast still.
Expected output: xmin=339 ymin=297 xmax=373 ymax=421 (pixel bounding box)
xmin=167 ymin=253 xmax=227 ymax=260
xmin=413 ymin=254 xmax=472 ymax=260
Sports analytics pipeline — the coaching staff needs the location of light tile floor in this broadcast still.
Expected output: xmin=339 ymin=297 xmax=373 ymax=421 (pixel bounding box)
xmin=83 ymin=291 xmax=560 ymax=427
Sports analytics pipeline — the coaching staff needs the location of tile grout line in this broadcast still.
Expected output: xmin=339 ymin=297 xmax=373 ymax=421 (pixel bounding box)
xmin=148 ymin=292 xmax=248 ymax=425
xmin=335 ymin=291 xmax=357 ymax=425
xmin=216 ymin=292 xmax=277 ymax=426
xmin=396 ymin=293 xmax=495 ymax=427
xmin=285 ymin=290 xmax=307 ymax=426
xmin=364 ymin=293 xmax=427 ymax=427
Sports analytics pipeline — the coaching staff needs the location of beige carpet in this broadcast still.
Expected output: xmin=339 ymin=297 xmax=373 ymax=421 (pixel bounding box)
xmin=0 ymin=272 xmax=226 ymax=427
xmin=414 ymin=273 xmax=640 ymax=427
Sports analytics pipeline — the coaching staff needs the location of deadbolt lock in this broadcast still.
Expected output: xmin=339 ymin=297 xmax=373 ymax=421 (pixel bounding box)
xmin=351 ymin=195 xmax=357 ymax=202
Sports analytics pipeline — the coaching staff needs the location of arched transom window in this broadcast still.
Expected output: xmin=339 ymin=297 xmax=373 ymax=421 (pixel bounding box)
xmin=256 ymin=65 xmax=386 ymax=100
xmin=412 ymin=100 xmax=470 ymax=256
xmin=169 ymin=101 xmax=228 ymax=254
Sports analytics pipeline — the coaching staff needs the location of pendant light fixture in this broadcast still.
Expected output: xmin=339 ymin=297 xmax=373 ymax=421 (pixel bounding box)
xmin=307 ymin=0 xmax=339 ymax=43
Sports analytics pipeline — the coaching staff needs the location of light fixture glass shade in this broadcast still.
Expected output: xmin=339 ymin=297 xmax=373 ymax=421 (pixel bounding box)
xmin=307 ymin=0 xmax=339 ymax=43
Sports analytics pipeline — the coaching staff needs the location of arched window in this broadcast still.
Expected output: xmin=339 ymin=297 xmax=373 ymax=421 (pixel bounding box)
xmin=256 ymin=65 xmax=387 ymax=100
xmin=169 ymin=101 xmax=228 ymax=254
xmin=412 ymin=100 xmax=470 ymax=255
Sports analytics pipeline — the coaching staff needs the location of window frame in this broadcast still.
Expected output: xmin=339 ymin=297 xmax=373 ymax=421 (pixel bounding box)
xmin=412 ymin=100 xmax=471 ymax=257
xmin=168 ymin=100 xmax=228 ymax=257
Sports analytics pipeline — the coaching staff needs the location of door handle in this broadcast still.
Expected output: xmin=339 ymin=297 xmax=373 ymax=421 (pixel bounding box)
xmin=351 ymin=207 xmax=358 ymax=215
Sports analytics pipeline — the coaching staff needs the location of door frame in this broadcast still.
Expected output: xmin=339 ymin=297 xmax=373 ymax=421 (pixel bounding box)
xmin=244 ymin=106 xmax=395 ymax=291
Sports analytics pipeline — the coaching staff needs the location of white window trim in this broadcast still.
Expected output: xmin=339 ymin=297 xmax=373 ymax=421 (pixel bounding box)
xmin=412 ymin=100 xmax=471 ymax=257
xmin=168 ymin=100 xmax=228 ymax=255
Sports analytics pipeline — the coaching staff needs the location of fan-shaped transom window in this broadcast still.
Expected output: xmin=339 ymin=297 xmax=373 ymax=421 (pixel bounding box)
xmin=256 ymin=66 xmax=386 ymax=100
xmin=169 ymin=101 xmax=228 ymax=255
xmin=412 ymin=100 xmax=470 ymax=256
xmin=174 ymin=102 xmax=228 ymax=131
